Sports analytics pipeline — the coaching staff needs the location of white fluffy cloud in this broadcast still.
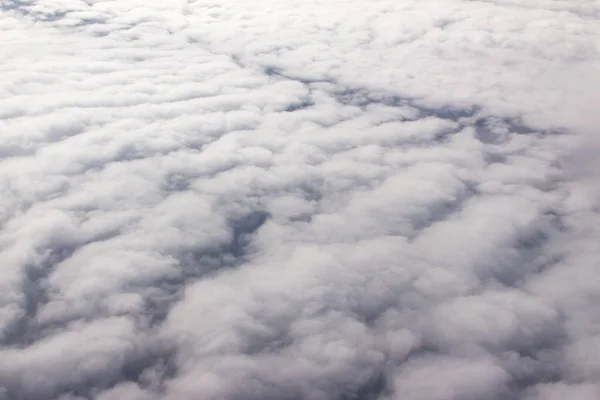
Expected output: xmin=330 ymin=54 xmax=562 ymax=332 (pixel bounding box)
xmin=1 ymin=0 xmax=599 ymax=399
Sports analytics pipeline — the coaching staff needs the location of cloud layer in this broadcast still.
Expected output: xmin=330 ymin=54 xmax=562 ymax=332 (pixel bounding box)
xmin=1 ymin=1 xmax=600 ymax=399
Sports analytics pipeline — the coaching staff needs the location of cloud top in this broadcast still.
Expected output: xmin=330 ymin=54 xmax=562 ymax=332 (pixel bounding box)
xmin=1 ymin=1 xmax=599 ymax=399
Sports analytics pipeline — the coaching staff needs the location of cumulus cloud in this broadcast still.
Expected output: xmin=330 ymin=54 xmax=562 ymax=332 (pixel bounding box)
xmin=1 ymin=0 xmax=599 ymax=399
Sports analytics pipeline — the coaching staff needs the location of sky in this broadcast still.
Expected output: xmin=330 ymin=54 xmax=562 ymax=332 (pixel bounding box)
xmin=1 ymin=0 xmax=600 ymax=399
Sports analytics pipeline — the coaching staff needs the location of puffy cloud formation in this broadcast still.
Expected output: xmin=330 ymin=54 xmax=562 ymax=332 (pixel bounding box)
xmin=1 ymin=0 xmax=600 ymax=399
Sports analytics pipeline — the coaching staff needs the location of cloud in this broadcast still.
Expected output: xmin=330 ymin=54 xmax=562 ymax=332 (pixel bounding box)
xmin=1 ymin=0 xmax=599 ymax=399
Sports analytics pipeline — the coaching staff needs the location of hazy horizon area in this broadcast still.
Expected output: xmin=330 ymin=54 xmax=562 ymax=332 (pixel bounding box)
xmin=1 ymin=1 xmax=600 ymax=399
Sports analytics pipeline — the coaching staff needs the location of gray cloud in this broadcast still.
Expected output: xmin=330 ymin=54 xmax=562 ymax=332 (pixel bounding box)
xmin=1 ymin=0 xmax=599 ymax=399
